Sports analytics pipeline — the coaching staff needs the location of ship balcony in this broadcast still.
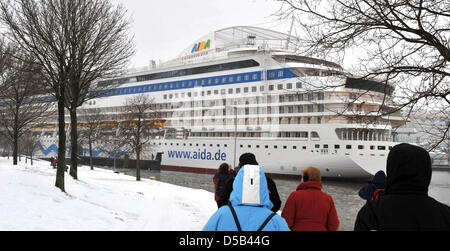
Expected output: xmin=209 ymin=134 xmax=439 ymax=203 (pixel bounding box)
xmin=335 ymin=127 xmax=394 ymax=142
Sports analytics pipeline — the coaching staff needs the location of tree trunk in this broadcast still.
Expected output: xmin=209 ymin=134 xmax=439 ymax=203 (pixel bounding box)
xmin=13 ymin=116 xmax=19 ymax=165
xmin=55 ymin=87 xmax=66 ymax=192
xmin=136 ymin=146 xmax=141 ymax=181
xmin=69 ymin=108 xmax=78 ymax=180
xmin=12 ymin=137 xmax=18 ymax=165
xmin=89 ymin=139 xmax=93 ymax=170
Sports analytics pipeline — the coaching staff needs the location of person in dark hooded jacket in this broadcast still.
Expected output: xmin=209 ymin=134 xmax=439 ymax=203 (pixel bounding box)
xmin=213 ymin=163 xmax=234 ymax=207
xmin=216 ymin=153 xmax=281 ymax=212
xmin=354 ymin=143 xmax=450 ymax=231
xmin=358 ymin=170 xmax=386 ymax=202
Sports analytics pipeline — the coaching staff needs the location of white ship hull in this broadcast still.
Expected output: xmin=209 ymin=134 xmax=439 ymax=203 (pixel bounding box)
xmin=155 ymin=138 xmax=397 ymax=178
xmin=34 ymin=135 xmax=396 ymax=178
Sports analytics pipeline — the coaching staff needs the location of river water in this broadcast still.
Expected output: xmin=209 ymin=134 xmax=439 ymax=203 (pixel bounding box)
xmin=101 ymin=166 xmax=450 ymax=231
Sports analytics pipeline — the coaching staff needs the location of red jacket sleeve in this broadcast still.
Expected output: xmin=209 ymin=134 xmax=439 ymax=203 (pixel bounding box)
xmin=281 ymin=192 xmax=297 ymax=230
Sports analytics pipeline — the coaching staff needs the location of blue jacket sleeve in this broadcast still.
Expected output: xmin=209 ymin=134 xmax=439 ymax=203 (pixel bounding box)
xmin=202 ymin=210 xmax=221 ymax=231
xmin=203 ymin=207 xmax=290 ymax=231
xmin=262 ymin=214 xmax=290 ymax=231
xmin=273 ymin=215 xmax=291 ymax=231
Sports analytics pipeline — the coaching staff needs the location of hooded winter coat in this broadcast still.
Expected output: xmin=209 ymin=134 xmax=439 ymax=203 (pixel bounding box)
xmin=354 ymin=143 xmax=450 ymax=231
xmin=358 ymin=170 xmax=386 ymax=201
xmin=202 ymin=165 xmax=290 ymax=231
xmin=216 ymin=174 xmax=281 ymax=212
xmin=281 ymin=181 xmax=340 ymax=231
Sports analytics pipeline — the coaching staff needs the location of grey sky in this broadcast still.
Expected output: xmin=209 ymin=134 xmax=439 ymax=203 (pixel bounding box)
xmin=112 ymin=0 xmax=290 ymax=68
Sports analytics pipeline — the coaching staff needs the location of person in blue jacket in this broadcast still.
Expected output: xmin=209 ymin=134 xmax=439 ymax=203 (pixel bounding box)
xmin=203 ymin=164 xmax=290 ymax=231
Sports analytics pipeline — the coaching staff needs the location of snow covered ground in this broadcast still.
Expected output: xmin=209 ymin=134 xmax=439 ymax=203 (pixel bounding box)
xmin=0 ymin=157 xmax=217 ymax=231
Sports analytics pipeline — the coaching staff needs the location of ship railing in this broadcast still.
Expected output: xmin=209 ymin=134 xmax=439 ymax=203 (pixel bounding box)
xmin=123 ymin=43 xmax=298 ymax=74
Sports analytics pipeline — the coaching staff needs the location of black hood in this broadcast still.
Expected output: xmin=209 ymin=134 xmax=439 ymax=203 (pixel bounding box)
xmin=372 ymin=170 xmax=386 ymax=188
xmin=385 ymin=143 xmax=432 ymax=195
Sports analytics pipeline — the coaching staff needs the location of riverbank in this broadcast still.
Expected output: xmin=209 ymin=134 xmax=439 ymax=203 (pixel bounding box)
xmin=0 ymin=157 xmax=216 ymax=230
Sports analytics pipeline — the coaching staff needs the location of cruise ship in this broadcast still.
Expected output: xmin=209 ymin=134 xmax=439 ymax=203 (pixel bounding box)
xmin=34 ymin=26 xmax=406 ymax=178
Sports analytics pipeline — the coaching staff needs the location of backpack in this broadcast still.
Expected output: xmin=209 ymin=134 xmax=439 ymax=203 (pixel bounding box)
xmin=371 ymin=188 xmax=385 ymax=200
xmin=227 ymin=202 xmax=277 ymax=231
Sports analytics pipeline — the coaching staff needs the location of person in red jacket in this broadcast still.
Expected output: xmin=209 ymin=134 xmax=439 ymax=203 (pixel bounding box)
xmin=281 ymin=166 xmax=340 ymax=231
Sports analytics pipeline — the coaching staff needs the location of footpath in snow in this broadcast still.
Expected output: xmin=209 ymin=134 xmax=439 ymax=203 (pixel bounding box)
xmin=0 ymin=157 xmax=217 ymax=231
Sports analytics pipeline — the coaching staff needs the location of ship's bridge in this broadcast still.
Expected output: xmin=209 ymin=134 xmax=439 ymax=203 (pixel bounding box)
xmin=170 ymin=26 xmax=301 ymax=64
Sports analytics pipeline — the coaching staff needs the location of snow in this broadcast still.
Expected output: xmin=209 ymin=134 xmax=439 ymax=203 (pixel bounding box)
xmin=0 ymin=157 xmax=217 ymax=231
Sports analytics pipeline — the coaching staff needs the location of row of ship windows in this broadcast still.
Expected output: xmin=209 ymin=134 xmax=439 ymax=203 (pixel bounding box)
xmin=166 ymin=104 xmax=325 ymax=114
xmin=102 ymin=68 xmax=294 ymax=98
xmin=97 ymin=71 xmax=261 ymax=97
xmin=154 ymin=142 xmax=392 ymax=151
xmin=98 ymin=60 xmax=261 ymax=86
xmin=162 ymin=82 xmax=308 ymax=100
xmin=38 ymin=139 xmax=392 ymax=152
xmin=190 ymin=131 xmax=321 ymax=138
xmin=160 ymin=93 xmax=326 ymax=111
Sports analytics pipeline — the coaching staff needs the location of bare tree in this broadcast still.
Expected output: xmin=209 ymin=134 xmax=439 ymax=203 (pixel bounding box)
xmin=0 ymin=43 xmax=51 ymax=165
xmin=78 ymin=108 xmax=107 ymax=170
xmin=0 ymin=38 xmax=7 ymax=76
xmin=277 ymin=0 xmax=449 ymax=150
xmin=0 ymin=137 xmax=11 ymax=158
xmin=100 ymin=133 xmax=129 ymax=171
xmin=0 ymin=48 xmax=12 ymax=159
xmin=119 ymin=94 xmax=160 ymax=181
xmin=0 ymin=0 xmax=134 ymax=191
xmin=20 ymin=131 xmax=40 ymax=166
xmin=63 ymin=0 xmax=134 ymax=180
xmin=1 ymin=0 xmax=74 ymax=191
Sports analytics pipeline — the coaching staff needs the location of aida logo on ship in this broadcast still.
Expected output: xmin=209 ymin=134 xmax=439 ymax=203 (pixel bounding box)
xmin=191 ymin=40 xmax=211 ymax=53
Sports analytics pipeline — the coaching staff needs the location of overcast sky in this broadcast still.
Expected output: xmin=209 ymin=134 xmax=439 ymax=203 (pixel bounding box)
xmin=111 ymin=0 xmax=291 ymax=68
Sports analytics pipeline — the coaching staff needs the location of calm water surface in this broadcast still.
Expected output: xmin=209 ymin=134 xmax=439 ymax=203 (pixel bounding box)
xmin=101 ymin=166 xmax=450 ymax=231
